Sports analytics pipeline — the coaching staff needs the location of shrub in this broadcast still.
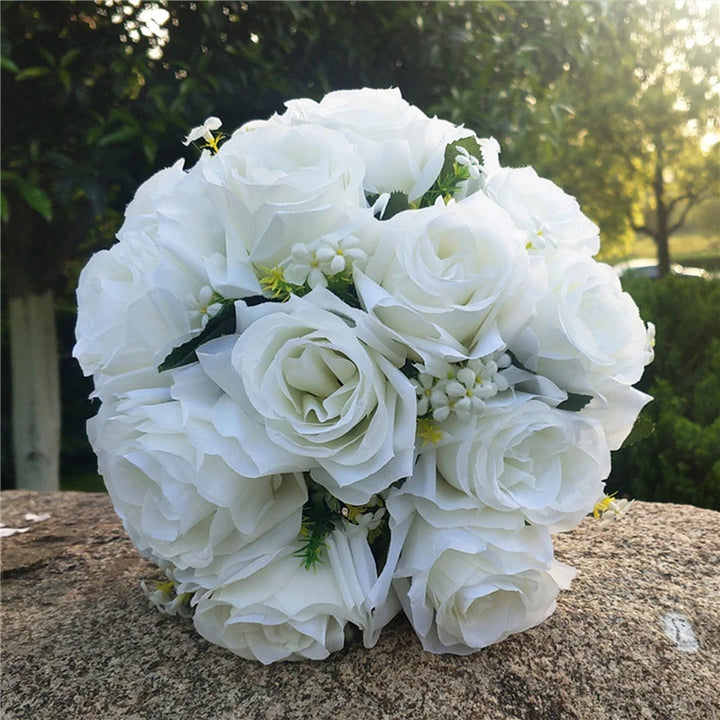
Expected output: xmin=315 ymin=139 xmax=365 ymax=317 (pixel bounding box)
xmin=606 ymin=275 xmax=720 ymax=510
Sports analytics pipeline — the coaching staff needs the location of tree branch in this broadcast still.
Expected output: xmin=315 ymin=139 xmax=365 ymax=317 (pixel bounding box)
xmin=632 ymin=223 xmax=655 ymax=237
xmin=668 ymin=200 xmax=697 ymax=235
xmin=666 ymin=191 xmax=697 ymax=214
xmin=667 ymin=189 xmax=716 ymax=235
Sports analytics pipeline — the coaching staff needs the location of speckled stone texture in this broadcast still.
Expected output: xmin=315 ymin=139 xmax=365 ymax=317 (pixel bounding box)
xmin=1 ymin=491 xmax=718 ymax=720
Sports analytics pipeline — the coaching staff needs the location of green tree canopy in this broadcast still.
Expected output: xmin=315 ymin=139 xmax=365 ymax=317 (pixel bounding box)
xmin=539 ymin=1 xmax=719 ymax=264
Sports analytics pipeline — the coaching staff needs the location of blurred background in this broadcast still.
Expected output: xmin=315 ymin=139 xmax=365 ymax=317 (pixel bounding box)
xmin=2 ymin=0 xmax=718 ymax=509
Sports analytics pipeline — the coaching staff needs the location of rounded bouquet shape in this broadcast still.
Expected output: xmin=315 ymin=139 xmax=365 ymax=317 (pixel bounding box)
xmin=75 ymin=88 xmax=654 ymax=663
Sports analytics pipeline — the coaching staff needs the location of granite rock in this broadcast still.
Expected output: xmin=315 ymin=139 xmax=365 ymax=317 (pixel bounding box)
xmin=1 ymin=490 xmax=718 ymax=720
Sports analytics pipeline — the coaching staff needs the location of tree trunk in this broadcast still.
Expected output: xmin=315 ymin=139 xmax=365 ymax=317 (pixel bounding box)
xmin=654 ymin=200 xmax=671 ymax=277
xmin=9 ymin=289 xmax=61 ymax=491
xmin=652 ymin=145 xmax=672 ymax=278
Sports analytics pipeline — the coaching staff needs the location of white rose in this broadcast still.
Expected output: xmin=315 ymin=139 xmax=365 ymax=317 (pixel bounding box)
xmin=436 ymin=394 xmax=610 ymax=531
xmin=387 ymin=457 xmax=574 ymax=654
xmin=144 ymin=158 xmax=262 ymax=301
xmin=579 ymin=375 xmax=653 ymax=451
xmin=117 ymin=155 xmax=239 ymax=296
xmin=116 ymin=159 xmax=187 ymax=242
xmin=201 ymin=122 xmax=372 ymax=272
xmin=88 ymin=386 xmax=307 ymax=586
xmin=483 ymin=156 xmax=600 ymax=255
xmin=73 ymin=235 xmax=202 ymax=396
xmin=229 ymin=289 xmax=416 ymax=504
xmin=355 ymin=192 xmax=537 ymax=371
xmin=74 ymin=160 xmax=240 ymax=395
xmin=515 ymin=251 xmax=654 ymax=397
xmin=192 ymin=522 xmax=399 ymax=664
xmin=172 ymin=340 xmax=305 ymax=480
xmin=280 ymin=87 xmax=472 ymax=201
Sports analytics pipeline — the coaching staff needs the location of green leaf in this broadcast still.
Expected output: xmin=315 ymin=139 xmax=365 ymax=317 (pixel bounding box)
xmin=366 ymin=192 xmax=379 ymax=207
xmin=158 ymin=302 xmax=237 ymax=372
xmin=620 ymin=412 xmax=655 ymax=448
xmin=86 ymin=125 xmax=105 ymax=146
xmin=58 ymin=68 xmax=71 ymax=91
xmin=143 ymin=136 xmax=158 ymax=165
xmin=438 ymin=135 xmax=483 ymax=179
xmin=59 ymin=48 xmax=81 ymax=69
xmin=1 ymin=56 xmax=20 ymax=74
xmin=97 ymin=126 xmax=139 ymax=147
xmin=367 ymin=190 xmax=411 ymax=220
xmin=45 ymin=150 xmax=74 ymax=169
xmin=417 ymin=136 xmax=484 ymax=208
xmin=15 ymin=178 xmax=52 ymax=222
xmin=506 ymin=350 xmax=537 ymax=376
xmin=14 ymin=66 xmax=50 ymax=81
xmin=0 ymin=170 xmax=19 ymax=184
xmin=325 ymin=270 xmax=361 ymax=309
xmin=383 ymin=191 xmax=411 ymax=220
xmin=557 ymin=392 xmax=593 ymax=412
xmin=38 ymin=48 xmax=56 ymax=67
xmin=1 ymin=192 xmax=9 ymax=223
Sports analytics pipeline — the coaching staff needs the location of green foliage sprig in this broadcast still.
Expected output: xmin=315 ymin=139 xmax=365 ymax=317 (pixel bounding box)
xmin=417 ymin=137 xmax=484 ymax=208
xmin=295 ymin=478 xmax=389 ymax=570
xmin=259 ymin=265 xmax=360 ymax=308
xmin=295 ymin=478 xmax=343 ymax=570
xmin=325 ymin=270 xmax=361 ymax=309
xmin=367 ymin=138 xmax=485 ymax=219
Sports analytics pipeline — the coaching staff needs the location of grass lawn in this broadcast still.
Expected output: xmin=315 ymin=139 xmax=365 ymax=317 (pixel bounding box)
xmin=601 ymin=231 xmax=720 ymax=271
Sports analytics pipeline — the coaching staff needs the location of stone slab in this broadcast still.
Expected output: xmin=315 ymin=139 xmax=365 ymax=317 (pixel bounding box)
xmin=1 ymin=490 xmax=718 ymax=720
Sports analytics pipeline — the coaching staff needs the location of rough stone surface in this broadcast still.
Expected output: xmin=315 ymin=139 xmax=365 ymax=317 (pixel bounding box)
xmin=1 ymin=490 xmax=718 ymax=720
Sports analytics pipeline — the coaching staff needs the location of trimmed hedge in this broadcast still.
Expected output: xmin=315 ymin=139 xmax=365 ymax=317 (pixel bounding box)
xmin=607 ymin=275 xmax=720 ymax=510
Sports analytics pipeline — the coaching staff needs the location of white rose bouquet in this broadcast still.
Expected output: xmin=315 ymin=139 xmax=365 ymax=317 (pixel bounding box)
xmin=75 ymin=88 xmax=654 ymax=663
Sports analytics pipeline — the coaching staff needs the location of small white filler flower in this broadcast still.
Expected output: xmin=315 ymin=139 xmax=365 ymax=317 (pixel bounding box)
xmin=186 ymin=285 xmax=223 ymax=328
xmin=454 ymin=145 xmax=482 ymax=180
xmin=183 ymin=116 xmax=223 ymax=147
